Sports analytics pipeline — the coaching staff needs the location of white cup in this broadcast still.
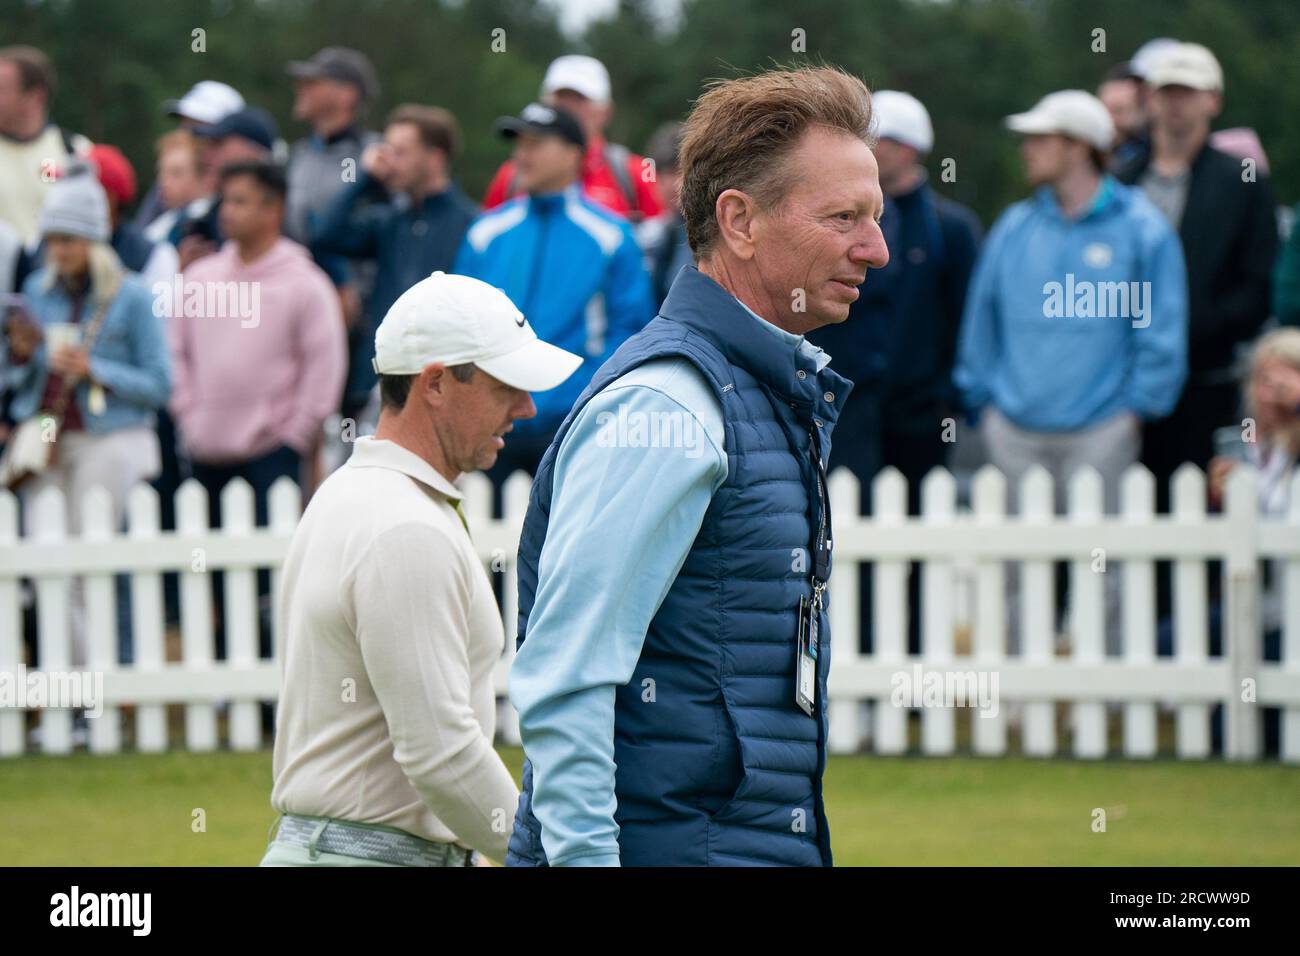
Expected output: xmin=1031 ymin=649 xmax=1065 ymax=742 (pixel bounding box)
xmin=45 ymin=322 xmax=82 ymax=353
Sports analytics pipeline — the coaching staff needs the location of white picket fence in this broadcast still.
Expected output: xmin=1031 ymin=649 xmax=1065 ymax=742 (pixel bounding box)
xmin=1 ymin=463 xmax=1297 ymax=762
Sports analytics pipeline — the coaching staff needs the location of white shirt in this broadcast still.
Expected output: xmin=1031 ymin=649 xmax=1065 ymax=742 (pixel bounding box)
xmin=270 ymin=436 xmax=519 ymax=861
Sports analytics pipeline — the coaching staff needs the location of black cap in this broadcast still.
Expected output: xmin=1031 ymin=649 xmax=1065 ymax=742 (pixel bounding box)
xmin=494 ymin=103 xmax=585 ymax=150
xmin=1102 ymin=60 xmax=1142 ymax=83
xmin=287 ymin=47 xmax=379 ymax=102
xmin=192 ymin=106 xmax=280 ymax=151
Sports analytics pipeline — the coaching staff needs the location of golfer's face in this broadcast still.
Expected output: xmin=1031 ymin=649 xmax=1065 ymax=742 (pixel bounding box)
xmin=755 ymin=126 xmax=888 ymax=331
xmin=450 ymin=368 xmax=536 ymax=472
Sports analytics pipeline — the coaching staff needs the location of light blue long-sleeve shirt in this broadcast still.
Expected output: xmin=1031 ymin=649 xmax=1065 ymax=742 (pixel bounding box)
xmin=953 ymin=175 xmax=1188 ymax=432
xmin=508 ymin=297 xmax=829 ymax=867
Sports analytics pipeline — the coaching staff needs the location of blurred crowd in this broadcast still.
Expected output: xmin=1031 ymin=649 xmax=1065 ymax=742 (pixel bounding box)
xmin=2 ymin=40 xmax=1298 ymax=724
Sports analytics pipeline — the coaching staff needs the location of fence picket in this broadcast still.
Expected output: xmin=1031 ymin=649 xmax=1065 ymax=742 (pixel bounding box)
xmin=1223 ymin=467 xmax=1261 ymax=761
xmin=178 ymin=479 xmax=217 ymax=752
xmin=81 ymin=486 xmax=121 ymax=754
xmin=1172 ymin=465 xmax=1211 ymax=758
xmin=1283 ymin=471 xmax=1300 ymax=764
xmin=920 ymin=468 xmax=956 ymax=756
xmin=827 ymin=467 xmax=863 ymax=754
xmin=495 ymin=470 xmax=532 ymax=748
xmin=871 ymin=468 xmax=908 ymax=755
xmin=220 ymin=479 xmax=260 ymax=751
xmin=33 ymin=486 xmax=72 ymax=755
xmin=1068 ymin=467 xmax=1106 ymax=758
xmin=128 ymin=485 xmax=167 ymax=752
xmin=971 ymin=466 xmax=1007 ymax=757
xmin=1020 ymin=467 xmax=1056 ymax=756
xmin=0 ymin=491 xmax=22 ymax=756
xmin=1121 ymin=466 xmax=1157 ymax=758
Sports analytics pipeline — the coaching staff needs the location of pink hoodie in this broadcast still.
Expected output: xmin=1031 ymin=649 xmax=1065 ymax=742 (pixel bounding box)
xmin=168 ymin=237 xmax=346 ymax=465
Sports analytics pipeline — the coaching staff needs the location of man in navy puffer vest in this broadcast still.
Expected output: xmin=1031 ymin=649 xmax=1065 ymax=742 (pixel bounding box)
xmin=507 ymin=65 xmax=890 ymax=866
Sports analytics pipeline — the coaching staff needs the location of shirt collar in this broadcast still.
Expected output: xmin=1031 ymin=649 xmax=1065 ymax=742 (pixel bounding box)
xmin=735 ymin=298 xmax=833 ymax=372
xmin=346 ymin=436 xmax=463 ymax=501
xmin=1036 ymin=174 xmax=1118 ymax=222
xmin=314 ymin=123 xmax=362 ymax=148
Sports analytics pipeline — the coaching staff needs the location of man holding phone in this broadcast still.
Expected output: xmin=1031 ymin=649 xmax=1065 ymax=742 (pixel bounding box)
xmin=311 ymin=104 xmax=478 ymax=418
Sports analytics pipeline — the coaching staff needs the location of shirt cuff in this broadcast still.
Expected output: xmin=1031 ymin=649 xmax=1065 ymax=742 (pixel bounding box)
xmin=552 ymin=850 xmax=621 ymax=867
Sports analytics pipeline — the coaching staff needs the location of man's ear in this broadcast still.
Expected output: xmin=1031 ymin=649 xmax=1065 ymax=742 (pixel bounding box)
xmin=415 ymin=362 xmax=448 ymax=409
xmin=714 ymin=188 xmax=758 ymax=262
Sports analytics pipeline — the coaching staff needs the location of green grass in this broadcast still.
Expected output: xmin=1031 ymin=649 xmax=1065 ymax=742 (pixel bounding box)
xmin=1 ymin=748 xmax=1297 ymax=865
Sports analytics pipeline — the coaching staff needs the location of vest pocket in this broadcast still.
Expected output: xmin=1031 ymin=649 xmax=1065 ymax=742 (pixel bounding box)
xmin=702 ymin=695 xmax=747 ymax=821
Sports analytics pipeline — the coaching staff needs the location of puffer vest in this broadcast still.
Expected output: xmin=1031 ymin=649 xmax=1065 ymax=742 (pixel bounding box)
xmin=507 ymin=265 xmax=852 ymax=866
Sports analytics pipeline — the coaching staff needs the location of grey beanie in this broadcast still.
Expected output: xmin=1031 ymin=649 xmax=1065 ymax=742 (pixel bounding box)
xmin=38 ymin=160 xmax=112 ymax=243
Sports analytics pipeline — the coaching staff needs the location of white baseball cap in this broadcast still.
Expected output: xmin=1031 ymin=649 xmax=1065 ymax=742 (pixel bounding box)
xmin=1005 ymin=90 xmax=1115 ymax=150
xmin=1145 ymin=42 xmax=1223 ymax=93
xmin=372 ymin=271 xmax=583 ymax=392
xmin=541 ymin=55 xmax=612 ymax=104
xmin=1129 ymin=38 xmax=1181 ymax=80
xmin=163 ymin=81 xmax=245 ymax=125
xmin=870 ymin=90 xmax=934 ymax=154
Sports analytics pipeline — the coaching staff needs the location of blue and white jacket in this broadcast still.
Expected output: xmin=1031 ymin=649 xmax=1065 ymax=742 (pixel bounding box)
xmin=453 ymin=184 xmax=655 ymax=438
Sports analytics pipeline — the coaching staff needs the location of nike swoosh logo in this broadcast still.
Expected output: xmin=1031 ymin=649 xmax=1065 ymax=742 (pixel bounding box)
xmin=515 ymin=315 xmax=525 ymax=327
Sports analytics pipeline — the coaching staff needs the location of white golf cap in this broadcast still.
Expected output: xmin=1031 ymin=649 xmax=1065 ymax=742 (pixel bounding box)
xmin=1129 ymin=37 xmax=1181 ymax=80
xmin=163 ymin=80 xmax=245 ymax=124
xmin=1005 ymin=90 xmax=1115 ymax=150
xmin=372 ymin=271 xmax=583 ymax=393
xmin=870 ymin=90 xmax=934 ymax=154
xmin=1145 ymin=42 xmax=1223 ymax=93
xmin=541 ymin=55 xmax=612 ymax=104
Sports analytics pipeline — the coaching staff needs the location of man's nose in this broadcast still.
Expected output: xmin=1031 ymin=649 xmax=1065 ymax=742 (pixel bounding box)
xmin=852 ymin=222 xmax=890 ymax=270
xmin=514 ymin=391 xmax=537 ymax=420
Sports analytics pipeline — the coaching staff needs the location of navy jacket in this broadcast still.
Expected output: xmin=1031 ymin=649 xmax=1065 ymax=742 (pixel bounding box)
xmin=1116 ymin=143 xmax=1277 ymax=376
xmin=311 ymin=172 xmax=477 ymax=398
xmin=508 ymin=266 xmax=852 ymax=866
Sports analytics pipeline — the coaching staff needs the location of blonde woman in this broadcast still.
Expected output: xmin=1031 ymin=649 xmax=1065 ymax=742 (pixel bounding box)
xmin=2 ymin=163 xmax=170 ymax=669
xmin=1202 ymin=327 xmax=1300 ymax=757
xmin=1209 ymin=328 xmax=1300 ymax=517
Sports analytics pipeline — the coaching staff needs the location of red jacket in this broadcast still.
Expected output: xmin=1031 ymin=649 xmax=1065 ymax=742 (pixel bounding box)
xmin=482 ymin=136 xmax=664 ymax=221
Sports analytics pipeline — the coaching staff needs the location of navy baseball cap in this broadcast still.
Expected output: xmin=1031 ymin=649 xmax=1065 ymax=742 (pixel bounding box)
xmin=192 ymin=106 xmax=279 ymax=151
xmin=494 ymin=103 xmax=585 ymax=150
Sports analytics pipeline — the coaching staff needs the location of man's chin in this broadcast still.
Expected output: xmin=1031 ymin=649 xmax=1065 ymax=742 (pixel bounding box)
xmin=812 ymin=300 xmax=853 ymax=326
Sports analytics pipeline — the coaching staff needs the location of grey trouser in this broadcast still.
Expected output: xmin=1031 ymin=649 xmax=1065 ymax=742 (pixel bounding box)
xmin=981 ymin=407 xmax=1140 ymax=655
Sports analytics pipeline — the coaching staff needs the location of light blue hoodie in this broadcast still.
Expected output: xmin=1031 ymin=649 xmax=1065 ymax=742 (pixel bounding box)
xmin=954 ymin=175 xmax=1188 ymax=432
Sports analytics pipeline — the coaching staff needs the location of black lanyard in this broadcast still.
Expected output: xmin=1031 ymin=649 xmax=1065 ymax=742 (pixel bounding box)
xmin=809 ymin=422 xmax=832 ymax=607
